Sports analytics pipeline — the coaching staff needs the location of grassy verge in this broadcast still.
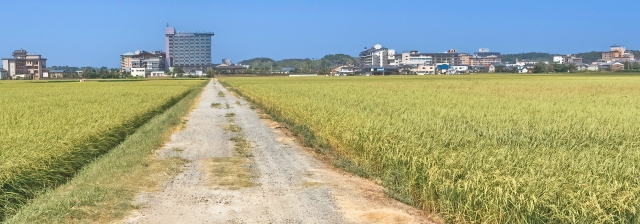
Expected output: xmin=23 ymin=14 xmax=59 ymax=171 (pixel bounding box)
xmin=5 ymin=82 xmax=205 ymax=223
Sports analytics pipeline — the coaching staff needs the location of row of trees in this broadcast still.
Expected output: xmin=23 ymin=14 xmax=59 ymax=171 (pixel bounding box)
xmin=532 ymin=63 xmax=578 ymax=73
xmin=238 ymin=54 xmax=359 ymax=74
xmin=532 ymin=62 xmax=640 ymax=73
xmin=494 ymin=62 xmax=640 ymax=74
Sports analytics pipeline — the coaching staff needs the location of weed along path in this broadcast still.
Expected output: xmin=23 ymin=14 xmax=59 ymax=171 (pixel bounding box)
xmin=124 ymin=79 xmax=433 ymax=224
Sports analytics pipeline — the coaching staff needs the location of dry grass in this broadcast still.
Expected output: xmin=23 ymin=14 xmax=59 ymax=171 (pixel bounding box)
xmin=230 ymin=136 xmax=251 ymax=157
xmin=221 ymin=124 xmax=242 ymax=133
xmin=208 ymin=134 xmax=255 ymax=189
xmin=207 ymin=157 xmax=255 ymax=190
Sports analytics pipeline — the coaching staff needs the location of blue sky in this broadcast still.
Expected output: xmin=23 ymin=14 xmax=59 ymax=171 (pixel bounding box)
xmin=0 ymin=0 xmax=638 ymax=68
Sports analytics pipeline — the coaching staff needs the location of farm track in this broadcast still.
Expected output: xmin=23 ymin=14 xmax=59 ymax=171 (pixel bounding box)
xmin=123 ymin=80 xmax=433 ymax=224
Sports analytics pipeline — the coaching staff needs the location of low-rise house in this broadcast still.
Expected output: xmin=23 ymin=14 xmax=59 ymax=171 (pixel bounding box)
xmin=611 ymin=62 xmax=625 ymax=71
xmin=282 ymin=67 xmax=294 ymax=74
xmin=336 ymin=66 xmax=356 ymax=76
xmin=473 ymin=65 xmax=489 ymax=73
xmin=587 ymin=64 xmax=600 ymax=71
xmin=436 ymin=64 xmax=450 ymax=74
xmin=190 ymin=69 xmax=205 ymax=76
xmin=49 ymin=70 xmax=66 ymax=78
xmin=488 ymin=64 xmax=496 ymax=73
xmin=414 ymin=65 xmax=436 ymax=75
xmin=149 ymin=71 xmax=166 ymax=77
xmin=517 ymin=66 xmax=531 ymax=73
xmin=131 ymin=68 xmax=145 ymax=77
xmin=270 ymin=68 xmax=292 ymax=74
xmin=575 ymin=63 xmax=588 ymax=71
xmin=598 ymin=63 xmax=612 ymax=71
xmin=214 ymin=64 xmax=247 ymax=74
xmin=450 ymin=65 xmax=468 ymax=74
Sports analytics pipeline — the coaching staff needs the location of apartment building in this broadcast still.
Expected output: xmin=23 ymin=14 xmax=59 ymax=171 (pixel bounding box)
xmin=467 ymin=49 xmax=501 ymax=66
xmin=360 ymin=44 xmax=393 ymax=69
xmin=121 ymin=50 xmax=166 ymax=72
xmin=1 ymin=49 xmax=47 ymax=79
xmin=602 ymin=45 xmax=634 ymax=62
xmin=165 ymin=26 xmax=214 ymax=70
xmin=423 ymin=50 xmax=461 ymax=65
xmin=397 ymin=50 xmax=434 ymax=66
xmin=469 ymin=56 xmax=501 ymax=66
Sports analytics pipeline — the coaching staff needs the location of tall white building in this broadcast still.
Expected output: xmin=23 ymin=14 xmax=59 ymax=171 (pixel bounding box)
xmin=165 ymin=26 xmax=214 ymax=69
xmin=360 ymin=44 xmax=395 ymax=69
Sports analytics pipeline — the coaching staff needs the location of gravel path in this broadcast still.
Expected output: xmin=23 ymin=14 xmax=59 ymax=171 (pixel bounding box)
xmin=123 ymin=79 xmax=434 ymax=224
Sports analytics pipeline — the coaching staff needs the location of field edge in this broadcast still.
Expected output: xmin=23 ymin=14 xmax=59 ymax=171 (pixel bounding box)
xmin=218 ymin=79 xmax=435 ymax=214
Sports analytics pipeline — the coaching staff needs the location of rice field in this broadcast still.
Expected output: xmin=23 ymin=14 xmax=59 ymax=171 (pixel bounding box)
xmin=0 ymin=79 xmax=206 ymax=220
xmin=219 ymin=75 xmax=640 ymax=223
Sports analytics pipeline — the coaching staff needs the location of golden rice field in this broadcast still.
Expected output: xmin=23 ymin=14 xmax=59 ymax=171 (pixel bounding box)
xmin=220 ymin=75 xmax=640 ymax=223
xmin=0 ymin=79 xmax=205 ymax=219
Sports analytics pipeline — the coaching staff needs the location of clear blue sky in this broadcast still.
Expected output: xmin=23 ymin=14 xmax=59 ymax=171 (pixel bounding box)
xmin=0 ymin=0 xmax=638 ymax=68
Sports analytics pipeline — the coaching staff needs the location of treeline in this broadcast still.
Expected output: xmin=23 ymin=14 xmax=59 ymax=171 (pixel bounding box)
xmin=502 ymin=50 xmax=640 ymax=64
xmin=238 ymin=54 xmax=359 ymax=74
xmin=48 ymin=66 xmax=129 ymax=79
xmin=496 ymin=62 xmax=640 ymax=73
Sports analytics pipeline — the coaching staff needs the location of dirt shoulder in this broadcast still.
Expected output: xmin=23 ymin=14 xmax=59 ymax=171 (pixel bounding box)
xmin=123 ymin=79 xmax=436 ymax=224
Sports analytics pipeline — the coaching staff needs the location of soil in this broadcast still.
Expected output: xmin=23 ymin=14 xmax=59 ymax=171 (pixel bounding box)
xmin=123 ymin=79 xmax=435 ymax=224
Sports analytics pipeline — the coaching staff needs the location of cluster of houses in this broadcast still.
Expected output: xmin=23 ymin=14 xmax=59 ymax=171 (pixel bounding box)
xmin=329 ymin=44 xmax=637 ymax=76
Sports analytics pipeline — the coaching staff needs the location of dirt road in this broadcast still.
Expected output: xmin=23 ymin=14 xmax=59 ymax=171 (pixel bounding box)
xmin=124 ymin=79 xmax=434 ymax=224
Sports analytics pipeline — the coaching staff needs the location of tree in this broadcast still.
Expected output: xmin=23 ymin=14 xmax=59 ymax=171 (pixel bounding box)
xmin=173 ymin=67 xmax=184 ymax=77
xmin=533 ymin=62 xmax=552 ymax=73
xmin=205 ymin=68 xmax=216 ymax=77
xmin=565 ymin=63 xmax=576 ymax=72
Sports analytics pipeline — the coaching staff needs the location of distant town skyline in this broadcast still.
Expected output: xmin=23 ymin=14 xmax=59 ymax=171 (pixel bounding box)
xmin=0 ymin=0 xmax=638 ymax=68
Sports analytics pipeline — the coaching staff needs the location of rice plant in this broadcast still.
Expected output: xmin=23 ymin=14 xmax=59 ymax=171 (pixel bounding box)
xmin=220 ymin=74 xmax=640 ymax=223
xmin=0 ymin=80 xmax=205 ymax=220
